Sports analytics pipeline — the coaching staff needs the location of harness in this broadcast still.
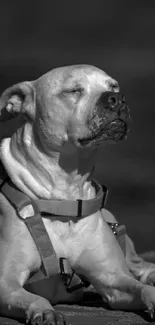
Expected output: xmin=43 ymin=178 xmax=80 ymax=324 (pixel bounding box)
xmin=0 ymin=163 xmax=126 ymax=293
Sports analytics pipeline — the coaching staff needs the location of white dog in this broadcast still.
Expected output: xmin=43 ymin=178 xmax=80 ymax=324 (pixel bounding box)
xmin=0 ymin=65 xmax=155 ymax=325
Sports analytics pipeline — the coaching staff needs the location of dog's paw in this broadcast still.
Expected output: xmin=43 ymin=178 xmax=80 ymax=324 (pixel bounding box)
xmin=144 ymin=270 xmax=155 ymax=286
xmin=141 ymin=285 xmax=155 ymax=319
xmin=29 ymin=309 xmax=68 ymax=325
xmin=146 ymin=271 xmax=155 ymax=286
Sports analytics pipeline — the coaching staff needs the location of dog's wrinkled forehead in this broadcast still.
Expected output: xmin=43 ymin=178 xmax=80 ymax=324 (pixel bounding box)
xmin=36 ymin=65 xmax=119 ymax=95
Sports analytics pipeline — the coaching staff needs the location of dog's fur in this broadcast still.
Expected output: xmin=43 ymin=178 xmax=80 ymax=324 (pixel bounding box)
xmin=0 ymin=65 xmax=155 ymax=325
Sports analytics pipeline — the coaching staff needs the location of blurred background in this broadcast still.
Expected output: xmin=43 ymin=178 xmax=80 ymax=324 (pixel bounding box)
xmin=0 ymin=0 xmax=155 ymax=253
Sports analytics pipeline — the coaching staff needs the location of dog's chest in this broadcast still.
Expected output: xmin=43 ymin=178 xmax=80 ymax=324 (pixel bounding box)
xmin=42 ymin=213 xmax=100 ymax=268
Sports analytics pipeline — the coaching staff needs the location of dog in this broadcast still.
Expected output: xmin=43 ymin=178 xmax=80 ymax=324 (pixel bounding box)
xmin=0 ymin=65 xmax=155 ymax=325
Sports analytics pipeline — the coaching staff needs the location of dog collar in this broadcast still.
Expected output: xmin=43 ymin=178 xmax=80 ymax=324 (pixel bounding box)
xmin=0 ymin=178 xmax=108 ymax=219
xmin=32 ymin=180 xmax=108 ymax=218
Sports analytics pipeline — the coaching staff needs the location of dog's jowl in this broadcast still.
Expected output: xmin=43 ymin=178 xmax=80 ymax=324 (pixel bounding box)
xmin=0 ymin=65 xmax=155 ymax=325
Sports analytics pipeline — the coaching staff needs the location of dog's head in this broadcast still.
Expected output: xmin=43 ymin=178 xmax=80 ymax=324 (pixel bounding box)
xmin=0 ymin=65 xmax=130 ymax=151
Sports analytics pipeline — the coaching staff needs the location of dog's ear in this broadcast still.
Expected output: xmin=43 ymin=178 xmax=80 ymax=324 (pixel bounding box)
xmin=0 ymin=81 xmax=36 ymax=122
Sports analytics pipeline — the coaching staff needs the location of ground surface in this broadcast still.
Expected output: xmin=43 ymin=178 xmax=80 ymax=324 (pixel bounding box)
xmin=0 ymin=295 xmax=155 ymax=325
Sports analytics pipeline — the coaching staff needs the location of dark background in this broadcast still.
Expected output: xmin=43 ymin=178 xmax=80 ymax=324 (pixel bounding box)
xmin=0 ymin=0 xmax=155 ymax=253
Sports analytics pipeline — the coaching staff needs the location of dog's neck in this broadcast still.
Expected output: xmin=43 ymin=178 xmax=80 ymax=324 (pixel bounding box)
xmin=0 ymin=128 xmax=98 ymax=201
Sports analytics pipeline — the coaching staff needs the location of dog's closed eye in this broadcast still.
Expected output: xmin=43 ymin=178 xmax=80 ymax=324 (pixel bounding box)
xmin=61 ymin=87 xmax=84 ymax=104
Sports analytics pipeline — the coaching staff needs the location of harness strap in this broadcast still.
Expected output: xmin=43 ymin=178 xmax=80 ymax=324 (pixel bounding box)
xmin=0 ymin=181 xmax=59 ymax=281
xmin=0 ymin=162 xmax=126 ymax=291
xmin=32 ymin=181 xmax=107 ymax=218
xmin=22 ymin=211 xmax=89 ymax=290
xmin=1 ymin=177 xmax=107 ymax=220
xmin=24 ymin=213 xmax=59 ymax=279
xmin=0 ymin=163 xmax=59 ymax=282
xmin=1 ymin=180 xmax=32 ymax=210
xmin=107 ymin=222 xmax=126 ymax=255
xmin=0 ymin=172 xmax=92 ymax=289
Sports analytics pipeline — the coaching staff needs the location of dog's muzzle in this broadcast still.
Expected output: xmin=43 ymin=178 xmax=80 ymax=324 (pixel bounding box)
xmin=78 ymin=91 xmax=131 ymax=147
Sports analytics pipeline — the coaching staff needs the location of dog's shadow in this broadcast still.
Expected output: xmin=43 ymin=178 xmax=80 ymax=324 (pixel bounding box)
xmin=80 ymin=291 xmax=108 ymax=308
xmin=79 ymin=291 xmax=153 ymax=323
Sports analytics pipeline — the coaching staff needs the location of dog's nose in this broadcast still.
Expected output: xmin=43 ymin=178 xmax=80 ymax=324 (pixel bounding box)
xmin=98 ymin=91 xmax=127 ymax=116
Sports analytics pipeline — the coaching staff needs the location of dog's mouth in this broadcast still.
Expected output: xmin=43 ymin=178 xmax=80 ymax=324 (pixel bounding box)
xmin=78 ymin=119 xmax=128 ymax=147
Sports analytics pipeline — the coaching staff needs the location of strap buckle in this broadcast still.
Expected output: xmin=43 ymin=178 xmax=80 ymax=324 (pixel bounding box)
xmin=59 ymin=257 xmax=74 ymax=287
xmin=66 ymin=278 xmax=90 ymax=293
xmin=107 ymin=222 xmax=119 ymax=236
xmin=59 ymin=258 xmax=90 ymax=293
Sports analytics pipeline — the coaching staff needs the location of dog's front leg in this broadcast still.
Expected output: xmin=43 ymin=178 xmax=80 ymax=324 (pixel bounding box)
xmin=125 ymin=235 xmax=155 ymax=286
xmin=101 ymin=208 xmax=155 ymax=286
xmin=99 ymin=273 xmax=155 ymax=318
xmin=0 ymin=281 xmax=67 ymax=324
xmin=83 ymin=212 xmax=155 ymax=317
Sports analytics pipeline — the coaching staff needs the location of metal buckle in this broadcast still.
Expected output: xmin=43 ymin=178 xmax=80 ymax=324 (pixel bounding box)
xmin=107 ymin=222 xmax=119 ymax=236
xmin=66 ymin=277 xmax=90 ymax=293
xmin=59 ymin=257 xmax=74 ymax=287
xmin=59 ymin=257 xmax=90 ymax=293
